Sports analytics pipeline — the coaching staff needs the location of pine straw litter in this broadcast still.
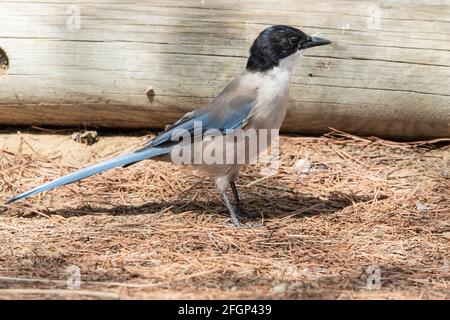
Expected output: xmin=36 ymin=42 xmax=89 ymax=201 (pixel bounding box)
xmin=0 ymin=129 xmax=448 ymax=299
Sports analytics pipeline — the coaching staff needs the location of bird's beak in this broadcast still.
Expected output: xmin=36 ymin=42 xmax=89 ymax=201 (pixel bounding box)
xmin=300 ymin=36 xmax=332 ymax=49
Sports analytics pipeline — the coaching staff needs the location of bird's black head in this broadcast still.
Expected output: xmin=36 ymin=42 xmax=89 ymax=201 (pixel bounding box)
xmin=246 ymin=25 xmax=331 ymax=72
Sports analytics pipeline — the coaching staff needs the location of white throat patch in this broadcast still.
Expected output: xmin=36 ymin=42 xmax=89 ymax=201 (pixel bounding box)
xmin=276 ymin=50 xmax=303 ymax=75
xmin=249 ymin=51 xmax=302 ymax=126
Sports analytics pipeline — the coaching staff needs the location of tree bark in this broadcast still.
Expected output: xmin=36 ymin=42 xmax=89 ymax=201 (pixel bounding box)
xmin=0 ymin=0 xmax=449 ymax=139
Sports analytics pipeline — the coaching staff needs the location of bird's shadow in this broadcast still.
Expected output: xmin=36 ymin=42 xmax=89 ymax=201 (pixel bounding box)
xmin=38 ymin=191 xmax=380 ymax=220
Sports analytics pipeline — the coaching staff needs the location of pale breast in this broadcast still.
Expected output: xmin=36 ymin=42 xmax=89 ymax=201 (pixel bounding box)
xmin=249 ymin=70 xmax=291 ymax=130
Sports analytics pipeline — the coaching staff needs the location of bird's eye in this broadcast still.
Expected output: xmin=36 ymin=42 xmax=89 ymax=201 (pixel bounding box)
xmin=288 ymin=37 xmax=298 ymax=46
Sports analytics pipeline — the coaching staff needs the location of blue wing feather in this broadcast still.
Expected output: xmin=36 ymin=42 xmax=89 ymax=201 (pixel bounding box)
xmin=146 ymin=101 xmax=256 ymax=149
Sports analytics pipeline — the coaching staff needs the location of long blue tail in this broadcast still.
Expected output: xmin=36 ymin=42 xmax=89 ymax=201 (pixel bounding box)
xmin=6 ymin=147 xmax=168 ymax=204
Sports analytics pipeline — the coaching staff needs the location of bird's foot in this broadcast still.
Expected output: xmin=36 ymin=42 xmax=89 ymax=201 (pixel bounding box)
xmin=221 ymin=191 xmax=264 ymax=228
xmin=228 ymin=215 xmax=265 ymax=228
xmin=236 ymin=204 xmax=260 ymax=219
xmin=236 ymin=204 xmax=245 ymax=216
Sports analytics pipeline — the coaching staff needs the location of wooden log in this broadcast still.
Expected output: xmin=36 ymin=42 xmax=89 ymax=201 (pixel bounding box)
xmin=0 ymin=0 xmax=449 ymax=139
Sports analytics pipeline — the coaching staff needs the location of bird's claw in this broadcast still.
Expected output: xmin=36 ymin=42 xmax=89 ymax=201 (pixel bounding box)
xmin=228 ymin=217 xmax=265 ymax=228
xmin=222 ymin=191 xmax=264 ymax=228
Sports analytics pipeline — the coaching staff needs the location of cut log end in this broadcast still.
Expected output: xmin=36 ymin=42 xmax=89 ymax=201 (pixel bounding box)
xmin=0 ymin=47 xmax=9 ymax=77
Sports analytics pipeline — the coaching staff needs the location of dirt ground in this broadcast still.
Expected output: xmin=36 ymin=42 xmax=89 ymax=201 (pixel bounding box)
xmin=0 ymin=128 xmax=449 ymax=299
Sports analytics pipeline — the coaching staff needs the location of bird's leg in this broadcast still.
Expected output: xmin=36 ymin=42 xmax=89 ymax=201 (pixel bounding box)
xmin=221 ymin=191 xmax=245 ymax=227
xmin=230 ymin=181 xmax=245 ymax=216
xmin=221 ymin=192 xmax=264 ymax=228
xmin=230 ymin=181 xmax=259 ymax=219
